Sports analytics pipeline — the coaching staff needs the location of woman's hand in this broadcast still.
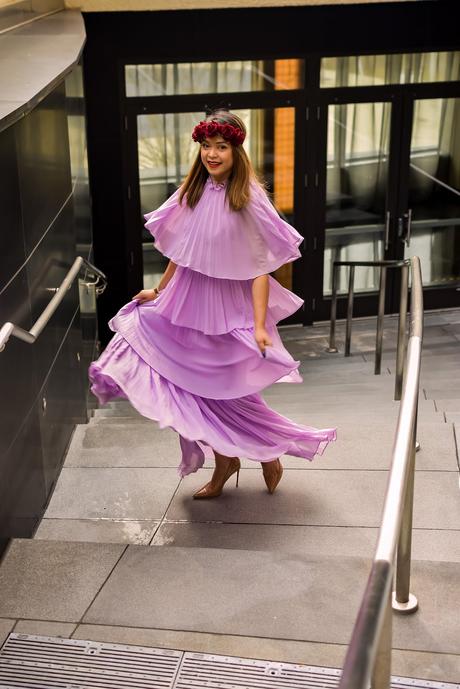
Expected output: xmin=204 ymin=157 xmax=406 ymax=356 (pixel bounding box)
xmin=132 ymin=288 xmax=158 ymax=303
xmin=254 ymin=326 xmax=273 ymax=357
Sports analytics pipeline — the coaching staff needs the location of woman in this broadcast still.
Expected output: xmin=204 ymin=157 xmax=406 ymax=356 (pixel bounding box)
xmin=89 ymin=110 xmax=336 ymax=499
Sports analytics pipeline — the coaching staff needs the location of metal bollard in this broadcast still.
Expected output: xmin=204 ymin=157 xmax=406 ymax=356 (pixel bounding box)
xmin=370 ymin=590 xmax=392 ymax=689
xmin=327 ymin=264 xmax=339 ymax=353
xmin=374 ymin=266 xmax=387 ymax=375
xmin=395 ymin=264 xmax=409 ymax=401
xmin=344 ymin=266 xmax=355 ymax=357
xmin=393 ymin=410 xmax=419 ymax=614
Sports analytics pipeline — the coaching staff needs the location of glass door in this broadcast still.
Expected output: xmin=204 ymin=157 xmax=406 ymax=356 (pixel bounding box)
xmin=395 ymin=95 xmax=460 ymax=308
xmin=323 ymin=101 xmax=391 ymax=297
xmin=314 ymin=98 xmax=398 ymax=319
xmin=135 ymin=105 xmax=301 ymax=313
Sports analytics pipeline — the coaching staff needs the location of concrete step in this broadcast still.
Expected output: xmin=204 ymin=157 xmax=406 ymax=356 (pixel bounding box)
xmin=423 ymin=386 xmax=460 ymax=400
xmin=1 ymin=539 xmax=459 ymax=667
xmin=89 ymin=404 xmax=443 ymax=427
xmin=61 ymin=420 xmax=457 ymax=472
xmin=432 ymin=399 xmax=460 ymax=413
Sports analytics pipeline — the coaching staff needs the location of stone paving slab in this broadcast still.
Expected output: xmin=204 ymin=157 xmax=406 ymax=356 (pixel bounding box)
xmin=433 ymin=399 xmax=460 ymax=413
xmin=168 ymin=469 xmax=387 ymax=527
xmin=0 ymin=540 xmax=125 ymax=622
xmin=45 ymin=468 xmax=181 ymax=520
xmin=13 ymin=620 xmax=76 ymax=638
xmin=0 ymin=619 xmax=14 ymax=647
xmin=35 ymin=518 xmax=160 ymax=544
xmin=70 ymin=623 xmax=460 ymax=684
xmin=151 ymin=523 xmax=460 ymax=562
xmin=82 ymin=545 xmax=460 ymax=656
xmin=425 ymin=387 xmax=460 ymax=400
xmin=66 ymin=424 xmax=180 ymax=468
xmin=83 ymin=546 xmax=371 ymax=643
xmin=165 ymin=469 xmax=460 ymax=529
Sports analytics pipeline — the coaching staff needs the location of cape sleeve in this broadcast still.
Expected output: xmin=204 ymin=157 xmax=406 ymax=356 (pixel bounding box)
xmin=243 ymin=182 xmax=304 ymax=271
xmin=143 ymin=187 xmax=183 ymax=246
xmin=143 ymin=180 xmax=304 ymax=280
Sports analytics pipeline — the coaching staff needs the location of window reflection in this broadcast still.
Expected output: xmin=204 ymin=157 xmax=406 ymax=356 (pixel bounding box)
xmin=321 ymin=51 xmax=460 ymax=88
xmin=126 ymin=59 xmax=303 ymax=97
xmin=405 ymin=98 xmax=460 ymax=287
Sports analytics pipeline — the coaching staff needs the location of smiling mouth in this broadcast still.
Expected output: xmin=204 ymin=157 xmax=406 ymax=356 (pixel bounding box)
xmin=207 ymin=161 xmax=221 ymax=166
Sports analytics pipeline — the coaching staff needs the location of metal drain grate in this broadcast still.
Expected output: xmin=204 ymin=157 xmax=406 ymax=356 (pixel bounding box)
xmin=0 ymin=634 xmax=182 ymax=688
xmin=176 ymin=653 xmax=341 ymax=688
xmin=0 ymin=635 xmax=458 ymax=689
xmin=175 ymin=652 xmax=460 ymax=689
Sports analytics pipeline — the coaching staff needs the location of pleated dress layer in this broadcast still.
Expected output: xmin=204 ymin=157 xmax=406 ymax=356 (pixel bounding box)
xmin=90 ymin=332 xmax=336 ymax=477
xmin=89 ymin=178 xmax=337 ymax=475
xmin=108 ymin=266 xmax=303 ymax=400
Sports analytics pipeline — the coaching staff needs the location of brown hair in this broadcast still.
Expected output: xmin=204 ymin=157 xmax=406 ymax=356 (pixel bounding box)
xmin=179 ymin=110 xmax=263 ymax=212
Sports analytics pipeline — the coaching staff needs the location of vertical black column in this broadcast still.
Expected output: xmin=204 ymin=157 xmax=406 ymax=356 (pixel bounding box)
xmin=83 ymin=13 xmax=127 ymax=345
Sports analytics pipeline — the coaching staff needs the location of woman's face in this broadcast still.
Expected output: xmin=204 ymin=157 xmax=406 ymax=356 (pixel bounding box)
xmin=200 ymin=136 xmax=233 ymax=182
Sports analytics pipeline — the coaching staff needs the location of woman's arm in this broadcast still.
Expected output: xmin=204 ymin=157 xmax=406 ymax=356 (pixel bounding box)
xmin=133 ymin=260 xmax=177 ymax=302
xmin=157 ymin=260 xmax=177 ymax=291
xmin=252 ymin=274 xmax=273 ymax=355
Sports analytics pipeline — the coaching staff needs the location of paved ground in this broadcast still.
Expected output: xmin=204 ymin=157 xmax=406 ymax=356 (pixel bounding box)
xmin=0 ymin=308 xmax=459 ymax=683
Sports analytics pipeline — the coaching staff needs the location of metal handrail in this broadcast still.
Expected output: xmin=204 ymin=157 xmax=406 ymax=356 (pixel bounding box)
xmin=327 ymin=259 xmax=410 ymax=400
xmin=0 ymin=256 xmax=107 ymax=352
xmin=339 ymin=256 xmax=423 ymax=689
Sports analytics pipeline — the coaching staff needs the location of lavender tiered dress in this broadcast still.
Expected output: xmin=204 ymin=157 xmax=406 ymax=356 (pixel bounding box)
xmin=89 ymin=177 xmax=336 ymax=477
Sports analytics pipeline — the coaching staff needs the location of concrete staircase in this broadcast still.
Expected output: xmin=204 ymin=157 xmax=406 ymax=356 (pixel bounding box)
xmin=0 ymin=310 xmax=459 ymax=686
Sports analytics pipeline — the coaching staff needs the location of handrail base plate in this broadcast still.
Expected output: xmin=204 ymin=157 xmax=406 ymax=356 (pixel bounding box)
xmin=392 ymin=591 xmax=418 ymax=614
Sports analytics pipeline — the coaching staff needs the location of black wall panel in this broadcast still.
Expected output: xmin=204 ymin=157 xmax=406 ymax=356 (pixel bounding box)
xmin=39 ymin=315 xmax=86 ymax=494
xmin=0 ymin=403 xmax=45 ymax=548
xmin=0 ymin=67 xmax=94 ymax=549
xmin=16 ymin=85 xmax=72 ymax=255
xmin=0 ymin=127 xmax=24 ymax=292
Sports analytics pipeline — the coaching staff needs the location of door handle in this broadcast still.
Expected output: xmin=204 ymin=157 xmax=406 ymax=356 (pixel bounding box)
xmin=405 ymin=208 xmax=412 ymax=247
xmin=384 ymin=210 xmax=390 ymax=251
xmin=398 ymin=209 xmax=413 ymax=247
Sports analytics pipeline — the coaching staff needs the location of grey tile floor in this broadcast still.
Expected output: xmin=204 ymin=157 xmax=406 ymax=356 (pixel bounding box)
xmin=0 ymin=308 xmax=459 ymax=683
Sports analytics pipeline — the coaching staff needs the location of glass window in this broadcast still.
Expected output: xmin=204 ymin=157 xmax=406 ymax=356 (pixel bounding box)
xmin=126 ymin=59 xmax=304 ymax=97
xmin=321 ymin=51 xmax=460 ymax=88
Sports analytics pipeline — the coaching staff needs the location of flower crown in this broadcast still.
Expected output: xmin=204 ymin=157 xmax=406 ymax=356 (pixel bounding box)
xmin=192 ymin=120 xmax=246 ymax=147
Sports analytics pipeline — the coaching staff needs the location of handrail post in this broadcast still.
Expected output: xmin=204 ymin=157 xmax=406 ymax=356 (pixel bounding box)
xmin=327 ymin=263 xmax=339 ymax=353
xmin=392 ymin=406 xmax=419 ymax=614
xmin=370 ymin=590 xmax=392 ymax=689
xmin=374 ymin=266 xmax=387 ymax=375
xmin=395 ymin=263 xmax=409 ymax=401
xmin=345 ymin=265 xmax=355 ymax=357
